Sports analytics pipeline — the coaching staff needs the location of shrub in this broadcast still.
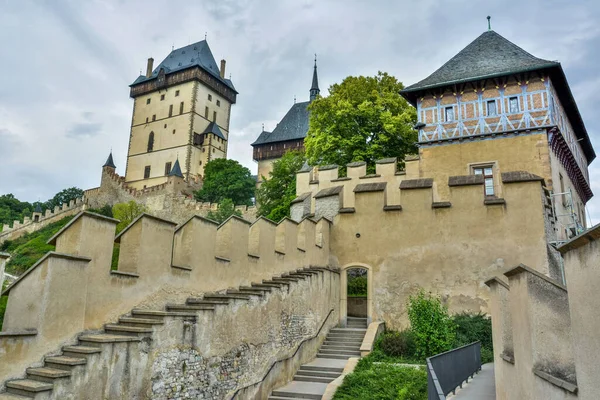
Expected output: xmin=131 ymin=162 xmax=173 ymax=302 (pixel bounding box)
xmin=88 ymin=204 xmax=114 ymax=218
xmin=379 ymin=331 xmax=416 ymax=358
xmin=453 ymin=312 xmax=494 ymax=363
xmin=348 ymin=275 xmax=367 ymax=296
xmin=206 ymin=198 xmax=243 ymax=224
xmin=407 ymin=290 xmax=456 ymax=359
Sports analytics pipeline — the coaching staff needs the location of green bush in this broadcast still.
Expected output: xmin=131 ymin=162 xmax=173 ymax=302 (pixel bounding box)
xmin=348 ymin=275 xmax=367 ymax=296
xmin=333 ymin=357 xmax=427 ymax=400
xmin=88 ymin=204 xmax=114 ymax=218
xmin=379 ymin=331 xmax=416 ymax=358
xmin=453 ymin=312 xmax=493 ymax=363
xmin=408 ymin=290 xmax=456 ymax=359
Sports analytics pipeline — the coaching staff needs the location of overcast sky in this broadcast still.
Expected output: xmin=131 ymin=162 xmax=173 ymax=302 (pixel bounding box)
xmin=1 ymin=0 xmax=599 ymax=224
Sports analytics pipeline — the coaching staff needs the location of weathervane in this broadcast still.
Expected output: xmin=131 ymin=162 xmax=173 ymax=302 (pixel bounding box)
xmin=487 ymin=16 xmax=491 ymax=31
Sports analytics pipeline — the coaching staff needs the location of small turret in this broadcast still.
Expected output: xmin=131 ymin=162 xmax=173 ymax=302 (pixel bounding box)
xmin=310 ymin=55 xmax=320 ymax=102
xmin=168 ymin=159 xmax=184 ymax=178
xmin=103 ymin=152 xmax=116 ymax=170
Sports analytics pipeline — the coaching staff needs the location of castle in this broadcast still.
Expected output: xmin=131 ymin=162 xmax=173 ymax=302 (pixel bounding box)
xmin=0 ymin=26 xmax=598 ymax=400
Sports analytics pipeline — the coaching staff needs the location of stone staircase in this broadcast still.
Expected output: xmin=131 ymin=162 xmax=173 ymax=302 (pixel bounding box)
xmin=269 ymin=317 xmax=368 ymax=399
xmin=0 ymin=267 xmax=327 ymax=399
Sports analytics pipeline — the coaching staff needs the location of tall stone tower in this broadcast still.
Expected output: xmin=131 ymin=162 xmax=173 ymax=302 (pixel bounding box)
xmin=125 ymin=40 xmax=237 ymax=190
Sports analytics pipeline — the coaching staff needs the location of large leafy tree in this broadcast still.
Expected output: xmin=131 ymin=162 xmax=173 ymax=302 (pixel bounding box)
xmin=305 ymin=72 xmax=417 ymax=170
xmin=206 ymin=198 xmax=243 ymax=224
xmin=256 ymin=150 xmax=305 ymax=222
xmin=112 ymin=201 xmax=148 ymax=233
xmin=45 ymin=187 xmax=84 ymax=210
xmin=0 ymin=194 xmax=32 ymax=227
xmin=194 ymin=159 xmax=255 ymax=206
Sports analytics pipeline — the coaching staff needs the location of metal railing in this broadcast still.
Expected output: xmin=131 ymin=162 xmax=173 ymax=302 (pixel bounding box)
xmin=427 ymin=342 xmax=481 ymax=399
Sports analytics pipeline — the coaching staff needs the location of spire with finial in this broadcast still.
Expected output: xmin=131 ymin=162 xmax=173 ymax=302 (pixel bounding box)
xmin=310 ymin=54 xmax=320 ymax=102
xmin=294 ymin=95 xmax=296 ymax=104
xmin=487 ymin=16 xmax=491 ymax=31
xmin=103 ymin=151 xmax=116 ymax=169
xmin=168 ymin=158 xmax=184 ymax=178
xmin=262 ymin=123 xmax=265 ymax=131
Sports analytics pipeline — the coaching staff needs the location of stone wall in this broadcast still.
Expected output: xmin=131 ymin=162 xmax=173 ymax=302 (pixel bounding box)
xmin=0 ymin=211 xmax=331 ymax=392
xmin=347 ymin=297 xmax=367 ymax=318
xmin=0 ymin=198 xmax=85 ymax=244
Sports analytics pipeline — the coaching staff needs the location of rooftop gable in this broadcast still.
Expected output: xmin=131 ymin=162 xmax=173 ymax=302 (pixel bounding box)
xmin=251 ymin=101 xmax=310 ymax=146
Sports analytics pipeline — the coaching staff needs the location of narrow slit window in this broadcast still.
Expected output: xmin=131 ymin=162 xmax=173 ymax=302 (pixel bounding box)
xmin=175 ymin=90 xmax=180 ymax=97
xmin=205 ymin=106 xmax=209 ymax=118
xmin=160 ymin=94 xmax=165 ymax=101
xmin=179 ymin=102 xmax=184 ymax=114
xmin=144 ymin=165 xmax=151 ymax=179
xmin=147 ymin=132 xmax=154 ymax=152
xmin=146 ymin=98 xmax=151 ymax=105
xmin=164 ymin=162 xmax=172 ymax=176
xmin=213 ymin=111 xmax=217 ymax=122
xmin=208 ymin=94 xmax=212 ymax=101
xmin=168 ymin=104 xmax=173 ymax=117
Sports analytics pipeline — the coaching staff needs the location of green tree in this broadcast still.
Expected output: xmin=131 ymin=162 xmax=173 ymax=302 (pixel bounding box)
xmin=45 ymin=187 xmax=84 ymax=210
xmin=0 ymin=194 xmax=33 ymax=228
xmin=255 ymin=150 xmax=305 ymax=222
xmin=206 ymin=198 xmax=243 ymax=224
xmin=407 ymin=290 xmax=456 ymax=359
xmin=305 ymin=72 xmax=417 ymax=171
xmin=112 ymin=201 xmax=148 ymax=233
xmin=194 ymin=159 xmax=255 ymax=205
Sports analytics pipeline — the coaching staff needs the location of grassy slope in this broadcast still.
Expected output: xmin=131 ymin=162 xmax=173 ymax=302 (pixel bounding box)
xmin=0 ymin=215 xmax=74 ymax=330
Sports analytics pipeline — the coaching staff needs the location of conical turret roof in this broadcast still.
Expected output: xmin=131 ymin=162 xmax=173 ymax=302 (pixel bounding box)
xmin=103 ymin=152 xmax=116 ymax=168
xmin=168 ymin=159 xmax=184 ymax=178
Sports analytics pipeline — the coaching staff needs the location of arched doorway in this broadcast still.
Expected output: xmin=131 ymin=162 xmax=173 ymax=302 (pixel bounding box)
xmin=340 ymin=263 xmax=373 ymax=327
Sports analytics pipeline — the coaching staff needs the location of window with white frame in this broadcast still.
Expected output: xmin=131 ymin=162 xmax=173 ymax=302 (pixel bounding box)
xmin=445 ymin=106 xmax=455 ymax=122
xmin=473 ymin=165 xmax=494 ymax=196
xmin=509 ymin=97 xmax=519 ymax=113
xmin=487 ymin=100 xmax=497 ymax=116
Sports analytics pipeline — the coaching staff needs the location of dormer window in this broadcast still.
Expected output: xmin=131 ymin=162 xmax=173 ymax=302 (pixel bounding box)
xmin=445 ymin=107 xmax=455 ymax=122
xmin=487 ymin=100 xmax=497 ymax=116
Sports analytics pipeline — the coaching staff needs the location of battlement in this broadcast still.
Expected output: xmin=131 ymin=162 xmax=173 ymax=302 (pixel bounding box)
xmin=0 ymin=211 xmax=330 ymax=381
xmin=0 ymin=197 xmax=86 ymax=244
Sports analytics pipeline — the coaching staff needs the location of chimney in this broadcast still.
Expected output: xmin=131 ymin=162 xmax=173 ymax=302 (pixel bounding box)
xmin=220 ymin=59 xmax=226 ymax=78
xmin=146 ymin=57 xmax=154 ymax=78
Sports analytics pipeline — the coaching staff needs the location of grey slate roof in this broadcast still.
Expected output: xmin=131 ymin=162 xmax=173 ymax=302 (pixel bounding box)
xmin=402 ymin=30 xmax=558 ymax=94
xmin=103 ymin=152 xmax=116 ymax=168
xmin=168 ymin=159 xmax=184 ymax=178
xmin=251 ymin=101 xmax=310 ymax=146
xmin=202 ymin=121 xmax=226 ymax=140
xmin=130 ymin=40 xmax=236 ymax=92
xmin=34 ymin=203 xmax=43 ymax=213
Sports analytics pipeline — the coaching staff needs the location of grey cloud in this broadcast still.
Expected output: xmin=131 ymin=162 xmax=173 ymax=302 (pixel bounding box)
xmin=67 ymin=122 xmax=103 ymax=138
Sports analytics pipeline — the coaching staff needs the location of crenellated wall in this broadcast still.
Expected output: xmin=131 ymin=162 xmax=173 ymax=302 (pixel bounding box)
xmin=292 ymin=159 xmax=553 ymax=328
xmin=0 ymin=211 xmax=332 ymax=393
xmin=0 ymin=197 xmax=86 ymax=244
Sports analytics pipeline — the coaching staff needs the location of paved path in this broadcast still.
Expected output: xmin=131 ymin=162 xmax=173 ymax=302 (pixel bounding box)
xmin=451 ymin=363 xmax=496 ymax=400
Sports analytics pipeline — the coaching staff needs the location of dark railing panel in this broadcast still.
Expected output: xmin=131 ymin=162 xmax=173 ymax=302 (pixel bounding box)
xmin=427 ymin=342 xmax=481 ymax=399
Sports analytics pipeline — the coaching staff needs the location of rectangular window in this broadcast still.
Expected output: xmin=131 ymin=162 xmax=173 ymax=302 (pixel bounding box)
xmin=146 ymin=98 xmax=151 ymax=105
xmin=509 ymin=97 xmax=519 ymax=113
xmin=487 ymin=100 xmax=497 ymax=116
xmin=445 ymin=106 xmax=454 ymax=122
xmin=208 ymin=94 xmax=212 ymax=101
xmin=160 ymin=94 xmax=165 ymax=101
xmin=145 ymin=117 xmax=149 ymax=123
xmin=216 ymin=100 xmax=221 ymax=107
xmin=473 ymin=166 xmax=494 ymax=196
xmin=169 ymin=104 xmax=173 ymax=117
xmin=152 ymin=114 xmax=156 ymax=121
xmin=164 ymin=162 xmax=172 ymax=176
xmin=179 ymin=102 xmax=184 ymax=114
xmin=213 ymin=111 xmax=217 ymax=122
xmin=205 ymin=106 xmax=209 ymax=118
xmin=144 ymin=166 xmax=151 ymax=179
xmin=175 ymin=90 xmax=180 ymax=97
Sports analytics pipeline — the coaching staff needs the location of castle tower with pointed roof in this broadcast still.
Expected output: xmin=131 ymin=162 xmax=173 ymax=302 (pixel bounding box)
xmin=400 ymin=28 xmax=595 ymax=242
xmin=251 ymin=58 xmax=320 ymax=183
xmin=125 ymin=40 xmax=237 ymax=190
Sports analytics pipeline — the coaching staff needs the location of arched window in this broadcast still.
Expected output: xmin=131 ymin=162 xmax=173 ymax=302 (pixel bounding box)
xmin=147 ymin=131 xmax=154 ymax=152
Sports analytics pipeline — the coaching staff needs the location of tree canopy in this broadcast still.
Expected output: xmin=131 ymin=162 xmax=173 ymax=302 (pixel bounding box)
xmin=206 ymin=198 xmax=243 ymax=224
xmin=112 ymin=201 xmax=148 ymax=233
xmin=255 ymin=150 xmax=305 ymax=222
xmin=305 ymin=72 xmax=417 ymax=171
xmin=194 ymin=159 xmax=255 ymax=206
xmin=44 ymin=187 xmax=84 ymax=210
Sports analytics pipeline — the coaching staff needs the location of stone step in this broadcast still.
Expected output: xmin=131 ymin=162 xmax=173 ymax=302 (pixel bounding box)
xmin=5 ymin=380 xmax=53 ymax=396
xmin=271 ymin=277 xmax=301 ymax=282
xmin=299 ymin=365 xmax=344 ymax=373
xmin=62 ymin=345 xmax=102 ymax=354
xmin=296 ymin=369 xmax=341 ymax=378
xmin=104 ymin=324 xmax=153 ymax=336
xmin=78 ymin=333 xmax=141 ymax=348
xmin=330 ymin=328 xmax=366 ymax=333
xmin=320 ymin=344 xmax=360 ymax=351
xmin=281 ymin=274 xmax=306 ymax=280
xmin=317 ymin=353 xmax=351 ymax=360
xmin=347 ymin=324 xmax=367 ymax=329
xmin=119 ymin=317 xmax=165 ymax=326
xmin=131 ymin=309 xmax=197 ymax=319
xmin=186 ymin=298 xmax=230 ymax=305
xmin=203 ymin=293 xmax=251 ymax=301
xmin=226 ymin=289 xmax=263 ymax=297
xmin=326 ymin=334 xmax=365 ymax=340
xmin=165 ymin=304 xmax=216 ymax=312
xmin=0 ymin=392 xmax=30 ymax=399
xmin=239 ymin=285 xmax=272 ymax=292
xmin=347 ymin=317 xmax=367 ymax=321
xmin=318 ymin=348 xmax=361 ymax=356
xmin=263 ymin=280 xmax=290 ymax=286
xmin=44 ymin=356 xmax=87 ymax=368
xmin=327 ymin=332 xmax=365 ymax=338
xmin=292 ymin=375 xmax=334 ymax=384
xmin=324 ymin=337 xmax=363 ymax=343
xmin=271 ymin=381 xmax=329 ymax=400
xmin=26 ymin=367 xmax=71 ymax=383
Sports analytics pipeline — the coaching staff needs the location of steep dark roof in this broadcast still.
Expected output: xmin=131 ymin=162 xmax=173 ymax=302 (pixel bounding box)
xmin=103 ymin=152 xmax=116 ymax=168
xmin=402 ymin=30 xmax=558 ymax=94
xmin=251 ymin=101 xmax=310 ymax=146
xmin=130 ymin=40 xmax=236 ymax=92
xmin=202 ymin=121 xmax=226 ymax=140
xmin=401 ymin=30 xmax=595 ymax=163
xmin=34 ymin=203 xmax=43 ymax=213
xmin=168 ymin=159 xmax=184 ymax=178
